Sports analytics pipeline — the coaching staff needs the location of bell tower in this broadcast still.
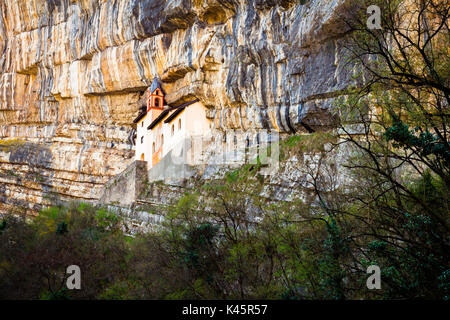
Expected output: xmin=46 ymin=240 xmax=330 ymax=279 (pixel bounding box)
xmin=147 ymin=77 xmax=165 ymax=111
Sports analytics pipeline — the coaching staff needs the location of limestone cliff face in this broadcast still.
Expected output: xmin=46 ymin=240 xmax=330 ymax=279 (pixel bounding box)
xmin=0 ymin=0 xmax=352 ymax=214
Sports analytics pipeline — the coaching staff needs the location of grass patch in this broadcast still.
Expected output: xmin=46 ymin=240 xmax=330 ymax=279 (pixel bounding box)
xmin=280 ymin=132 xmax=337 ymax=160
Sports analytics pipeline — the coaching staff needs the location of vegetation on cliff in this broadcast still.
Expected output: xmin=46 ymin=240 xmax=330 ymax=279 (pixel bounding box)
xmin=0 ymin=150 xmax=448 ymax=299
xmin=0 ymin=0 xmax=448 ymax=300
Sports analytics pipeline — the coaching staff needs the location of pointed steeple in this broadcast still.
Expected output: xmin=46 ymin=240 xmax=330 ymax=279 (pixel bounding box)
xmin=147 ymin=77 xmax=165 ymax=111
xmin=149 ymin=77 xmax=163 ymax=95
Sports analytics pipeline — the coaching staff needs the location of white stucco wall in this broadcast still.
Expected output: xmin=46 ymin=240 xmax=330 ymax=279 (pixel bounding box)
xmin=162 ymin=110 xmax=186 ymax=160
xmin=135 ymin=113 xmax=152 ymax=164
xmin=135 ymin=101 xmax=212 ymax=168
xmin=163 ymin=102 xmax=212 ymax=162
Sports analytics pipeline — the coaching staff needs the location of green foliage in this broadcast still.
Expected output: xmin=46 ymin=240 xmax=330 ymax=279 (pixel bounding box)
xmin=182 ymin=223 xmax=219 ymax=268
xmin=95 ymin=207 xmax=120 ymax=230
xmin=98 ymin=282 xmax=132 ymax=300
xmin=385 ymin=117 xmax=450 ymax=168
xmin=438 ymin=270 xmax=450 ymax=300
xmin=56 ymin=222 xmax=68 ymax=235
xmin=1 ymin=0 xmax=448 ymax=301
xmin=40 ymin=288 xmax=70 ymax=300
xmin=1 ymin=156 xmax=448 ymax=300
xmin=318 ymin=218 xmax=349 ymax=300
xmin=0 ymin=203 xmax=129 ymax=300
xmin=280 ymin=132 xmax=336 ymax=160
xmin=0 ymin=219 xmax=6 ymax=235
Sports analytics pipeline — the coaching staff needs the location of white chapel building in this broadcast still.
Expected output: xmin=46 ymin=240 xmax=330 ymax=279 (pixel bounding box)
xmin=134 ymin=78 xmax=212 ymax=170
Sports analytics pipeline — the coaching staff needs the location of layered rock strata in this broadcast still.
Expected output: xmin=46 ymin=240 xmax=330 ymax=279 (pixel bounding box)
xmin=0 ymin=0 xmax=353 ymax=214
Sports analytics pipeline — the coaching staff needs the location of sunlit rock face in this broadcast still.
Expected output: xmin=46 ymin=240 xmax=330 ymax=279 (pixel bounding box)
xmin=0 ymin=0 xmax=352 ymax=214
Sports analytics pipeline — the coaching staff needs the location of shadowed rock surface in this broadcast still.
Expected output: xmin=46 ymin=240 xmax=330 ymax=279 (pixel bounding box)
xmin=0 ymin=0 xmax=354 ymax=214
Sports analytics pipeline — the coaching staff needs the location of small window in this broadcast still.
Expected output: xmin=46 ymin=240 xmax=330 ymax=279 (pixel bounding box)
xmin=178 ymin=119 xmax=181 ymax=130
xmin=154 ymin=98 xmax=160 ymax=108
xmin=152 ymin=142 xmax=156 ymax=153
xmin=140 ymin=153 xmax=145 ymax=161
xmin=141 ymin=121 xmax=144 ymax=127
xmin=161 ymin=134 xmax=164 ymax=146
xmin=141 ymin=136 xmax=144 ymax=144
xmin=171 ymin=124 xmax=174 ymax=136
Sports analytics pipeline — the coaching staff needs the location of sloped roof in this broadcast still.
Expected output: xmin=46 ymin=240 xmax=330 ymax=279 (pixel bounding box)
xmin=133 ymin=110 xmax=147 ymax=124
xmin=147 ymin=109 xmax=171 ymax=130
xmin=133 ymin=105 xmax=148 ymax=123
xmin=147 ymin=99 xmax=200 ymax=130
xmin=149 ymin=77 xmax=163 ymax=95
xmin=164 ymin=99 xmax=200 ymax=124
